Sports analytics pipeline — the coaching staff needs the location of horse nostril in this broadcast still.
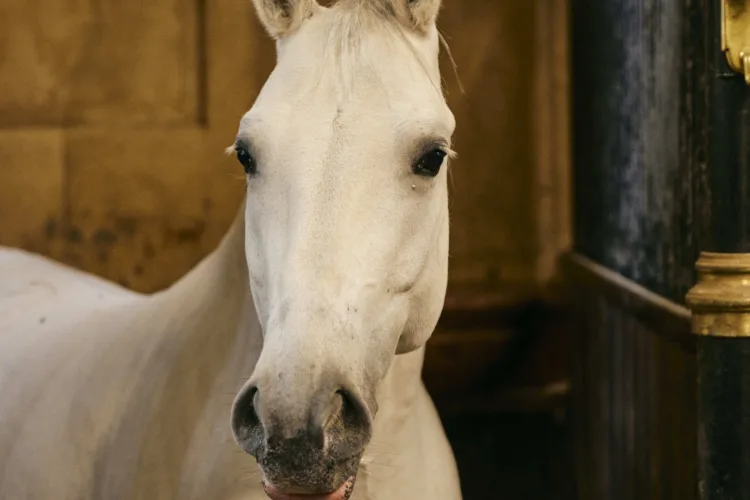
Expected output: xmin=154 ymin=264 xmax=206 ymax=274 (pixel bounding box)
xmin=335 ymin=388 xmax=372 ymax=438
xmin=231 ymin=385 xmax=263 ymax=456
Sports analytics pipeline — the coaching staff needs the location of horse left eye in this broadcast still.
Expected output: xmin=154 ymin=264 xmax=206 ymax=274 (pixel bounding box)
xmin=235 ymin=147 xmax=256 ymax=175
xmin=413 ymin=149 xmax=447 ymax=177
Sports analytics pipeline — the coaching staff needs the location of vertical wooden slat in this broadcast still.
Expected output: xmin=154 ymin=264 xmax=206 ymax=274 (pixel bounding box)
xmin=649 ymin=328 xmax=661 ymax=499
xmin=587 ymin=295 xmax=600 ymax=500
xmin=574 ymin=297 xmax=591 ymax=500
xmin=570 ymin=0 xmax=709 ymax=494
xmin=635 ymin=318 xmax=652 ymax=500
xmin=610 ymin=301 xmax=623 ymax=500
xmin=623 ymin=312 xmax=635 ymax=500
xmin=631 ymin=322 xmax=649 ymax=500
xmin=666 ymin=339 xmax=679 ymax=500
xmin=596 ymin=296 xmax=610 ymax=499
xmin=648 ymin=327 xmax=655 ymax=500
xmin=585 ymin=298 xmax=596 ymax=500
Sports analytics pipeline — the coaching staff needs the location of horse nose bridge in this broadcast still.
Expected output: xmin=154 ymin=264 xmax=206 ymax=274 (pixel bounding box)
xmin=265 ymin=296 xmax=362 ymax=355
xmin=280 ymin=224 xmax=371 ymax=292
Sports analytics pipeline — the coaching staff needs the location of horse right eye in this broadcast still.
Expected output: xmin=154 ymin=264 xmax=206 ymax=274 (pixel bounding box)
xmin=413 ymin=149 xmax=447 ymax=177
xmin=236 ymin=147 xmax=257 ymax=176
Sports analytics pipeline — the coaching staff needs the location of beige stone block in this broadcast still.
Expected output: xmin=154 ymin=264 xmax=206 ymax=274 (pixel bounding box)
xmin=204 ymin=0 xmax=275 ymax=135
xmin=64 ymin=130 xmax=245 ymax=292
xmin=0 ymin=0 xmax=199 ymax=127
xmin=0 ymin=130 xmax=65 ymax=257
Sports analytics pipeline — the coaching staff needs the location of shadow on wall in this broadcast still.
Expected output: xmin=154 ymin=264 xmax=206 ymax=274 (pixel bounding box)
xmin=445 ymin=413 xmax=576 ymax=500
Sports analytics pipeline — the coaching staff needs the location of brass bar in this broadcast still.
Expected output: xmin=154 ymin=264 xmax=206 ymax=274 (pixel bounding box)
xmin=722 ymin=0 xmax=750 ymax=84
xmin=685 ymin=252 xmax=750 ymax=500
xmin=685 ymin=252 xmax=750 ymax=337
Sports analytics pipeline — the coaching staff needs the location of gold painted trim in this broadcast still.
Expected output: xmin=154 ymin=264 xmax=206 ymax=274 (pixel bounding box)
xmin=722 ymin=0 xmax=750 ymax=84
xmin=685 ymin=252 xmax=750 ymax=337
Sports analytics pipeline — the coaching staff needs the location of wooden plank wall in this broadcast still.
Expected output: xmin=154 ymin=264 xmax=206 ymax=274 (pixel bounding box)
xmin=0 ymin=0 xmax=571 ymax=301
xmin=570 ymin=0 xmax=711 ymax=303
xmin=568 ymin=0 xmax=710 ymax=496
xmin=574 ymin=293 xmax=696 ymax=500
xmin=567 ymin=256 xmax=697 ymax=500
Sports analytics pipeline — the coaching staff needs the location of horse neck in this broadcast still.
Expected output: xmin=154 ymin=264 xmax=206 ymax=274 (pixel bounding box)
xmin=148 ymin=198 xmax=262 ymax=420
xmin=87 ymin=201 xmax=260 ymax=498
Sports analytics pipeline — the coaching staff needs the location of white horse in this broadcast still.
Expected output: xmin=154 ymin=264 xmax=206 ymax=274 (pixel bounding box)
xmin=0 ymin=0 xmax=461 ymax=499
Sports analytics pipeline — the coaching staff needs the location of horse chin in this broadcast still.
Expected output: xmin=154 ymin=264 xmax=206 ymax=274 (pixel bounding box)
xmin=261 ymin=474 xmax=358 ymax=500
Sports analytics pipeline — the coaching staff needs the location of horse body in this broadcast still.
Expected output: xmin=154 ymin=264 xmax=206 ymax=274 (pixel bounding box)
xmin=0 ymin=0 xmax=463 ymax=497
xmin=0 ymin=208 xmax=461 ymax=500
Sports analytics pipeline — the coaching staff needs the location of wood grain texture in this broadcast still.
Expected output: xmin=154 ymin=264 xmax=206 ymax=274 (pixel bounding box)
xmin=571 ymin=286 xmax=697 ymax=500
xmin=571 ymin=0 xmax=712 ymax=304
xmin=532 ymin=0 xmax=571 ymax=284
xmin=567 ymin=2 xmax=750 ymax=498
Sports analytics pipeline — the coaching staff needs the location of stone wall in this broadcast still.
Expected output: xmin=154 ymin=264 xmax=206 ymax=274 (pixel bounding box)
xmin=0 ymin=0 xmax=570 ymax=298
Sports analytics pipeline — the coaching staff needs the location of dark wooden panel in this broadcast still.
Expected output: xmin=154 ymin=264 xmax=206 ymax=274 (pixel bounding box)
xmin=572 ymin=287 xmax=697 ymax=500
xmin=443 ymin=414 xmax=575 ymax=500
xmin=571 ymin=0 xmax=713 ymax=303
xmin=572 ymin=1 xmax=750 ymax=498
xmin=566 ymin=253 xmax=697 ymax=500
xmin=564 ymin=253 xmax=692 ymax=350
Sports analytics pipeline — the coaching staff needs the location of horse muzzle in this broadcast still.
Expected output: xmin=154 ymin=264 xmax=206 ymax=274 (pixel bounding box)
xmin=231 ymin=371 xmax=372 ymax=499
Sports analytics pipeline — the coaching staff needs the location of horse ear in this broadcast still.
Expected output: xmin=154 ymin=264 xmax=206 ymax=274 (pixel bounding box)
xmin=251 ymin=0 xmax=319 ymax=39
xmin=384 ymin=0 xmax=442 ymax=33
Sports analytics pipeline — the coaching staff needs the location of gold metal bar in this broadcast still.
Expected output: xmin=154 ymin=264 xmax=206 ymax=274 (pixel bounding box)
xmin=685 ymin=252 xmax=750 ymax=337
xmin=722 ymin=0 xmax=750 ymax=83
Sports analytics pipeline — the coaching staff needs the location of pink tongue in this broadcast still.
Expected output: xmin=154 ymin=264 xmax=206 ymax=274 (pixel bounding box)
xmin=263 ymin=476 xmax=355 ymax=500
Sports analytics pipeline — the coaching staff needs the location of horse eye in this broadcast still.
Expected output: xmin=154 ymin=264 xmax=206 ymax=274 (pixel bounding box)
xmin=413 ymin=149 xmax=447 ymax=177
xmin=235 ymin=146 xmax=256 ymax=175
